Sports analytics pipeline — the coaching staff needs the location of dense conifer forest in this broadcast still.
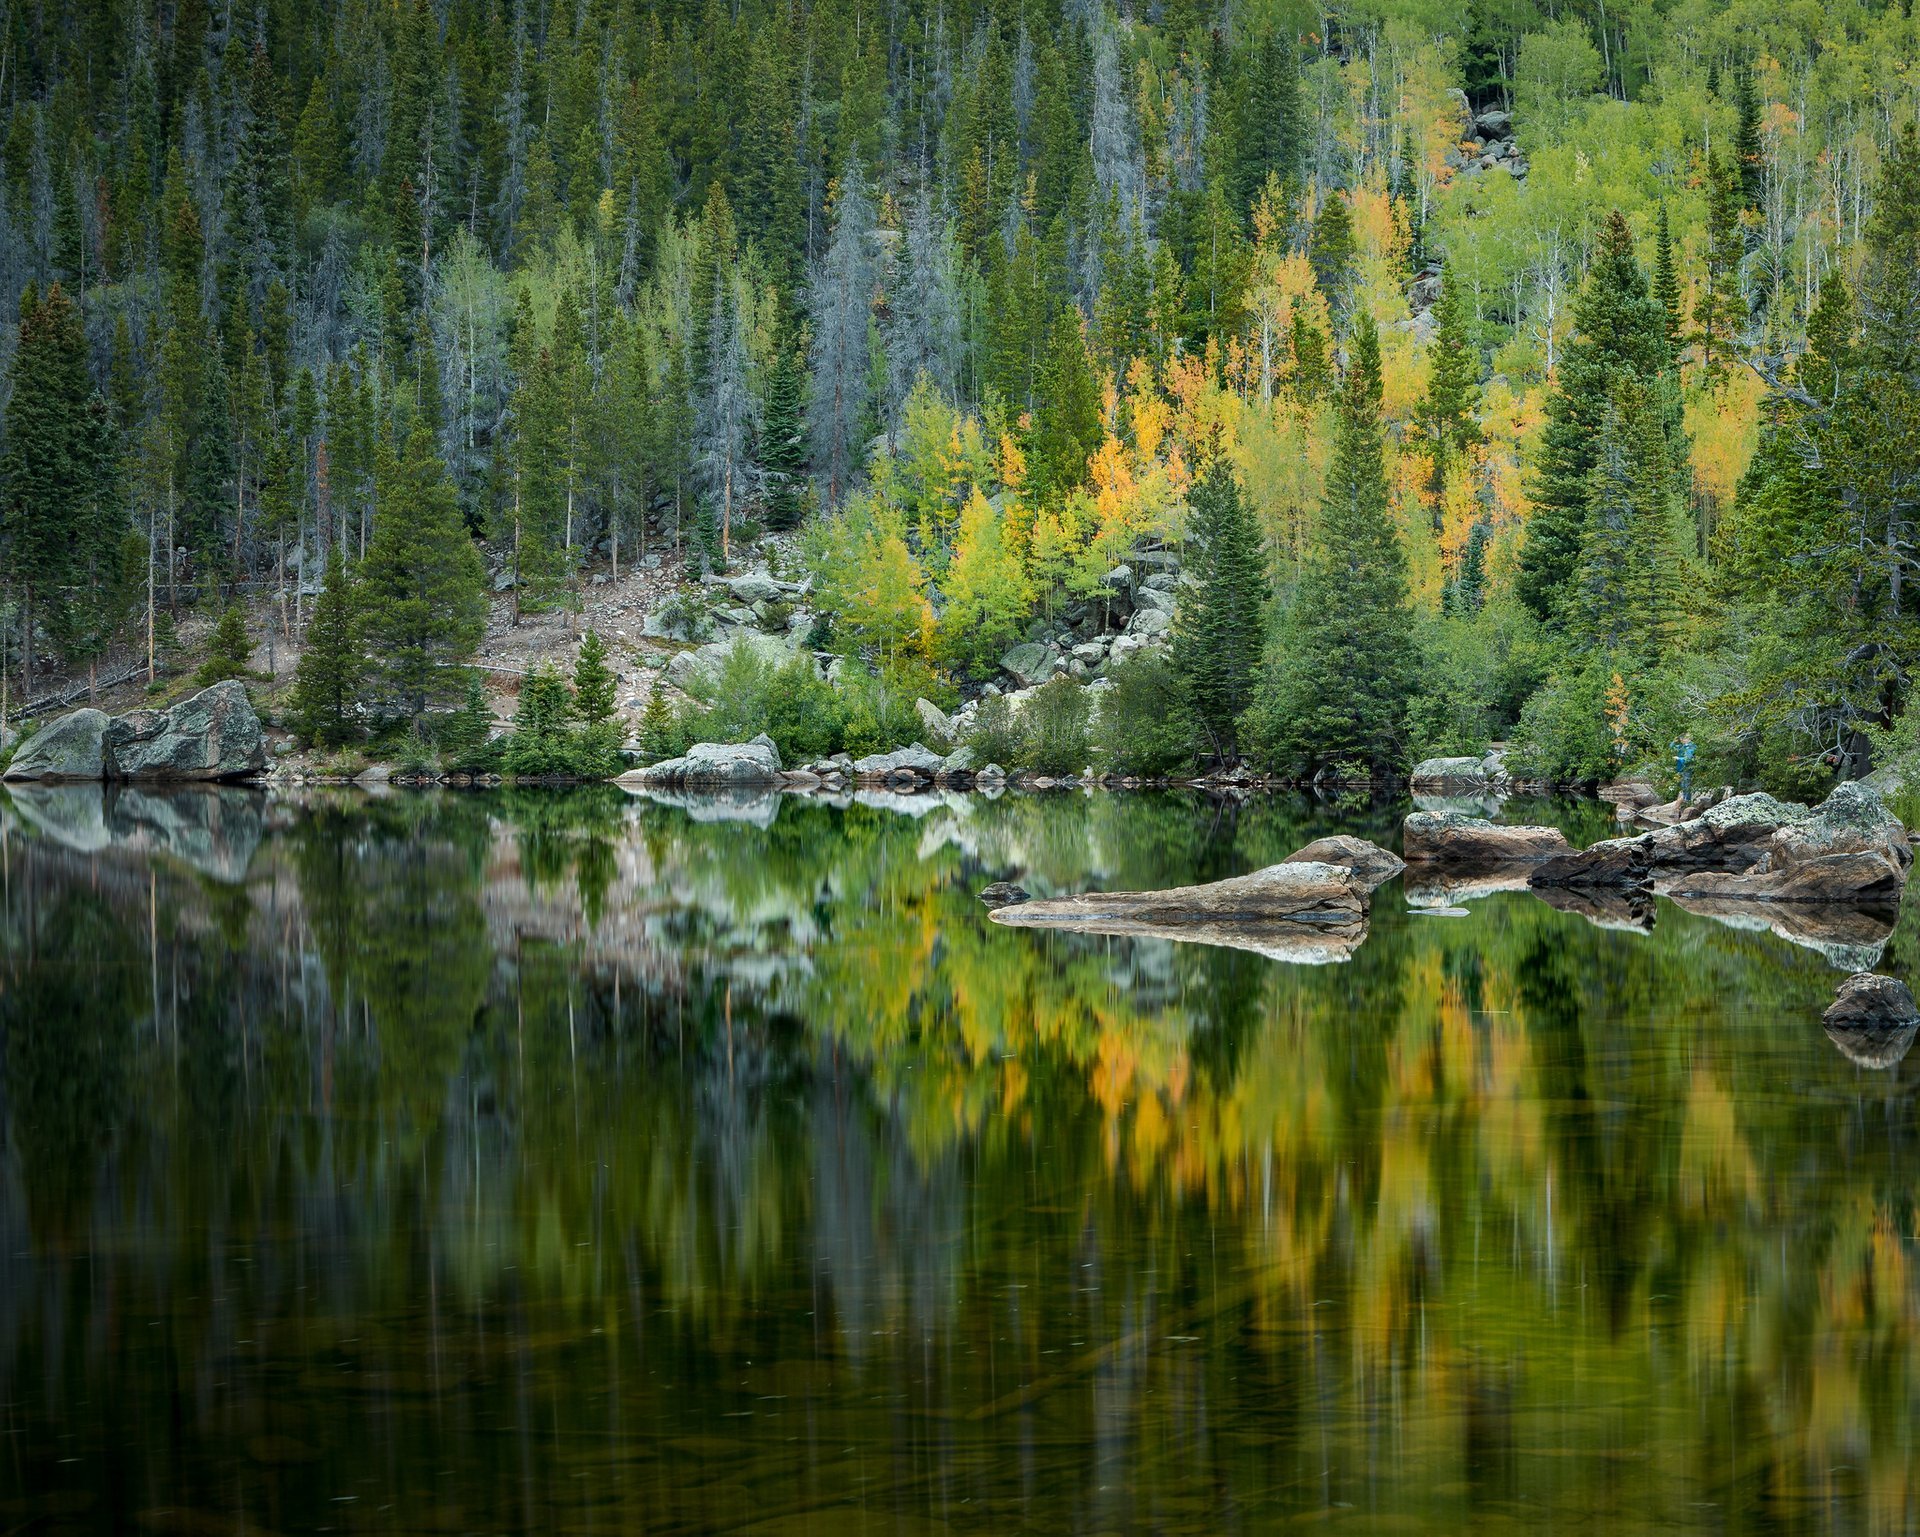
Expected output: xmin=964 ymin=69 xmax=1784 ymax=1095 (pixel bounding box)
xmin=3 ymin=0 xmax=1919 ymax=789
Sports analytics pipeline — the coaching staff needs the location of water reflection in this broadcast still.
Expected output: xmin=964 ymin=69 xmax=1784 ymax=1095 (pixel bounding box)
xmin=1 ymin=785 xmax=1917 ymax=1533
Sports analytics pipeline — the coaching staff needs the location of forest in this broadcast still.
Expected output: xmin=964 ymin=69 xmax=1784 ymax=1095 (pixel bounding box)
xmin=1 ymin=0 xmax=1918 ymax=791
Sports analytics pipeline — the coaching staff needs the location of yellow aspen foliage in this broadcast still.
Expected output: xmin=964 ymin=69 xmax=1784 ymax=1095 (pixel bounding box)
xmin=1684 ymin=366 xmax=1763 ymax=541
xmin=940 ymin=488 xmax=1032 ymax=673
xmin=1243 ymin=247 xmax=1326 ymax=404
xmin=1236 ymin=398 xmax=1332 ymax=582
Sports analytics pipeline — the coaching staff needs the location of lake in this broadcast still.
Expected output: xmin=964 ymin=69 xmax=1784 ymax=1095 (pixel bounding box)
xmin=1 ymin=783 xmax=1916 ymax=1534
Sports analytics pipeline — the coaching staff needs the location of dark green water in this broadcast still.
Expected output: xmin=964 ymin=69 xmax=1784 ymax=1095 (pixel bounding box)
xmin=1 ymin=783 xmax=1917 ymax=1534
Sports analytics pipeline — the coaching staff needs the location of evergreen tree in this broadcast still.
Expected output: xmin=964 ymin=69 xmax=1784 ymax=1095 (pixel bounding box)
xmin=1025 ymin=308 xmax=1104 ymax=502
xmin=1171 ymin=456 xmax=1269 ymax=760
xmin=638 ymin=681 xmax=676 ymax=761
xmin=1308 ymin=191 xmax=1355 ymax=316
xmin=760 ymin=346 xmax=809 ymax=530
xmin=358 ymin=422 xmax=487 ymax=719
xmin=1571 ymin=384 xmax=1678 ymax=660
xmin=1695 ymin=150 xmax=1746 ymax=386
xmin=1233 ymin=30 xmax=1304 ymax=217
xmin=572 ymin=630 xmax=618 ymax=727
xmin=1416 ymin=262 xmax=1481 ymax=510
xmin=1250 ymin=315 xmax=1417 ymax=771
xmin=1516 ymin=211 xmax=1677 ymax=625
xmin=1652 ymin=203 xmax=1684 ymax=355
xmin=1 ymin=283 xmax=97 ymax=701
xmin=807 ymin=165 xmax=877 ymax=507
xmin=197 ymin=604 xmax=254 ymax=685
xmin=1733 ymin=69 xmax=1765 ymax=209
xmin=289 ymin=542 xmax=362 ymax=746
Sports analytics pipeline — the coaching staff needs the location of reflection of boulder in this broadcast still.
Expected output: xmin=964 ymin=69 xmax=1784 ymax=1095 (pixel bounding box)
xmin=623 ymin=785 xmax=783 ymax=828
xmin=1822 ymin=973 xmax=1920 ymax=1069
xmin=990 ymin=861 xmax=1367 ymax=963
xmin=1412 ymin=791 xmax=1507 ymax=818
xmin=1403 ymin=812 xmax=1571 ymax=874
xmin=3 ymin=783 xmax=114 ymax=851
xmin=107 ymin=787 xmax=265 ymax=883
xmin=3 ymin=783 xmax=265 ymax=881
xmin=1283 ymin=834 xmax=1405 ymax=893
xmin=1531 ymin=884 xmax=1655 ymax=933
xmin=1404 ymin=867 xmax=1535 ymax=907
xmin=1669 ymin=891 xmax=1898 ymax=972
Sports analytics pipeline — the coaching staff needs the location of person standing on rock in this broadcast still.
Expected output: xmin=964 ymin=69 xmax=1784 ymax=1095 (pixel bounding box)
xmin=1672 ymin=733 xmax=1695 ymax=802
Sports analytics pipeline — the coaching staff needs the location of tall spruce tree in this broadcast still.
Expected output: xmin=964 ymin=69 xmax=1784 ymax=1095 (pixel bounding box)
xmin=289 ymin=541 xmax=362 ymax=746
xmin=1652 ymin=203 xmax=1684 ymax=355
xmin=1171 ymin=455 xmax=1269 ymax=760
xmin=1416 ymin=261 xmax=1480 ymax=511
xmin=1250 ymin=316 xmax=1417 ymax=771
xmin=358 ymin=422 xmax=487 ymax=720
xmin=1516 ymin=211 xmax=1677 ymax=625
xmin=1571 ymin=383 xmax=1678 ymax=660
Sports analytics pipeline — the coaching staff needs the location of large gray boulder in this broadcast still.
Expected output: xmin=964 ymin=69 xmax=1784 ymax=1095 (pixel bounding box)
xmin=107 ymin=681 xmax=266 ymax=780
xmin=1410 ymin=755 xmax=1492 ymax=788
xmin=989 ymin=861 xmax=1368 ymax=964
xmin=1402 ymin=811 xmax=1571 ymax=872
xmin=1001 ymin=642 xmax=1058 ymax=686
xmin=3 ymin=708 xmax=111 ymax=780
xmin=853 ymin=742 xmax=947 ymax=780
xmin=625 ymin=735 xmax=782 ymax=789
xmin=1283 ymin=835 xmax=1406 ymax=894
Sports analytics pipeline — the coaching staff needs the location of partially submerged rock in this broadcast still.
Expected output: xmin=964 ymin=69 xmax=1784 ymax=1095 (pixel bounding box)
xmin=988 ymin=860 xmax=1367 ymax=964
xmin=853 ymin=742 xmax=947 ymax=781
xmin=624 ymin=736 xmax=782 ymax=789
xmin=1661 ymin=783 xmax=1911 ymax=904
xmin=977 ymin=881 xmax=1030 ymax=909
xmin=1282 ymin=834 xmax=1405 ymax=894
xmin=1822 ymin=974 xmax=1920 ymax=1070
xmin=1402 ymin=811 xmax=1572 ymax=873
xmin=1527 ymin=835 xmax=1653 ymax=890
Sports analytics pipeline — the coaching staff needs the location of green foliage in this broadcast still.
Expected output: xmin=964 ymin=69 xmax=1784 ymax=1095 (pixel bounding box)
xmin=1093 ymin=653 xmax=1196 ymax=776
xmin=682 ymin=641 xmax=845 ymax=764
xmin=288 ymin=544 xmax=362 ymax=746
xmin=1016 ymin=677 xmax=1093 ymax=775
xmin=966 ymin=694 xmax=1025 ymax=768
xmin=1171 ymin=457 xmax=1269 ymax=760
xmin=572 ymin=630 xmax=618 ymax=728
xmin=637 ymin=682 xmax=680 ymax=762
xmin=502 ymin=664 xmax=619 ymax=779
xmin=438 ymin=675 xmax=500 ymax=771
xmin=1509 ymin=658 xmax=1616 ymax=784
xmin=196 ymin=605 xmax=255 ymax=686
xmin=1249 ymin=317 xmax=1416 ymax=775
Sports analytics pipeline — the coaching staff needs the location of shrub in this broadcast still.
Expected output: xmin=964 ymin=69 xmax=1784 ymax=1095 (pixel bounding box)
xmin=966 ymin=693 xmax=1024 ymax=767
xmin=1510 ymin=659 xmax=1615 ymax=784
xmin=1092 ymin=653 xmax=1195 ymax=776
xmin=1019 ymin=677 xmax=1092 ymax=775
xmin=683 ymin=640 xmax=847 ymax=763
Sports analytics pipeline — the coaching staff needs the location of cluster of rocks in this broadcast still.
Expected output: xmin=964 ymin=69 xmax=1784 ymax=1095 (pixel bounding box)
xmin=1443 ymin=94 xmax=1528 ymax=181
xmin=1403 ymin=783 xmax=1913 ymax=910
xmin=2 ymin=682 xmax=267 ymax=783
xmin=621 ymin=734 xmax=988 ymax=794
xmin=987 ymin=560 xmax=1180 ymax=689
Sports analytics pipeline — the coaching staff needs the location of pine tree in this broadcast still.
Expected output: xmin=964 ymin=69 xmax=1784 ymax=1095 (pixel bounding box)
xmin=1171 ymin=456 xmax=1269 ymax=760
xmin=573 ymin=630 xmax=618 ymax=727
xmin=358 ymin=422 xmax=487 ymax=720
xmin=2 ymin=283 xmax=97 ymax=702
xmin=197 ymin=604 xmax=254 ymax=684
xmin=1308 ymin=190 xmax=1355 ymax=315
xmin=807 ymin=165 xmax=877 ymax=507
xmin=1652 ymin=203 xmax=1684 ymax=356
xmin=1571 ymin=383 xmax=1677 ymax=660
xmin=289 ymin=542 xmax=362 ymax=746
xmin=1233 ymin=30 xmax=1304 ymax=217
xmin=1417 ymin=262 xmax=1481 ymax=509
xmin=1695 ymin=150 xmax=1746 ymax=387
xmin=1025 ymin=308 xmax=1104 ymax=502
xmin=1733 ymin=69 xmax=1765 ymax=210
xmin=1516 ymin=211 xmax=1677 ymax=625
xmin=1250 ymin=315 xmax=1417 ymax=771
xmin=760 ymin=346 xmax=809 ymax=531
xmin=638 ymin=680 xmax=676 ymax=761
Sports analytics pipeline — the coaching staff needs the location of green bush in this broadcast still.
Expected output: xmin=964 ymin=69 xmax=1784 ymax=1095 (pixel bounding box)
xmin=501 ymin=665 xmax=623 ymax=779
xmin=196 ymin=604 xmax=255 ymax=686
xmin=1019 ymin=677 xmax=1093 ymax=775
xmin=1510 ymin=659 xmax=1615 ymax=784
xmin=682 ymin=640 xmax=846 ymax=763
xmin=1092 ymin=653 xmax=1194 ymax=775
xmin=966 ymin=693 xmax=1024 ymax=767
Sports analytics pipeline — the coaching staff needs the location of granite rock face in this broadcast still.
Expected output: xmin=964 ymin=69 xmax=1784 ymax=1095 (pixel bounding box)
xmin=625 ymin=736 xmax=783 ymax=788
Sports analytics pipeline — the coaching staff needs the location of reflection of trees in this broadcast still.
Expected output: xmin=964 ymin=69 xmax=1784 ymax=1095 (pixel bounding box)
xmin=1 ymin=791 xmax=1918 ymax=1528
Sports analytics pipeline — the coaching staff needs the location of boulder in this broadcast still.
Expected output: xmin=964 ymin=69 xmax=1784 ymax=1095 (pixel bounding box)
xmin=1282 ymin=835 xmax=1406 ymax=894
xmin=1660 ymin=783 xmax=1912 ymax=904
xmin=1001 ymin=642 xmax=1059 ymax=687
xmin=940 ymin=745 xmax=976 ymax=774
xmin=978 ymin=881 xmax=1031 ymax=909
xmin=1128 ymin=607 xmax=1173 ymax=639
xmin=1599 ymin=778 xmax=1664 ymax=810
xmin=1822 ymin=974 xmax=1920 ymax=1070
xmin=1527 ymin=835 xmax=1653 ymax=890
xmin=989 ymin=861 xmax=1369 ymax=963
xmin=106 ymin=681 xmax=267 ymax=780
xmin=915 ymin=697 xmax=955 ymax=743
xmin=1133 ymin=587 xmax=1177 ymax=615
xmin=3 ymin=708 xmax=111 ymax=780
xmin=1103 ymin=564 xmax=1133 ymax=591
xmin=1402 ymin=811 xmax=1572 ymax=873
xmin=853 ymin=742 xmax=947 ymax=780
xmin=625 ymin=736 xmax=783 ymax=788
xmin=1410 ymin=755 xmax=1491 ymax=788
xmin=1475 ymin=108 xmax=1513 ymax=139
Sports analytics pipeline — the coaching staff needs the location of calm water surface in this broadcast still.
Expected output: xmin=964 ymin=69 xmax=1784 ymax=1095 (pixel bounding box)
xmin=1 ymin=783 xmax=1917 ymax=1534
